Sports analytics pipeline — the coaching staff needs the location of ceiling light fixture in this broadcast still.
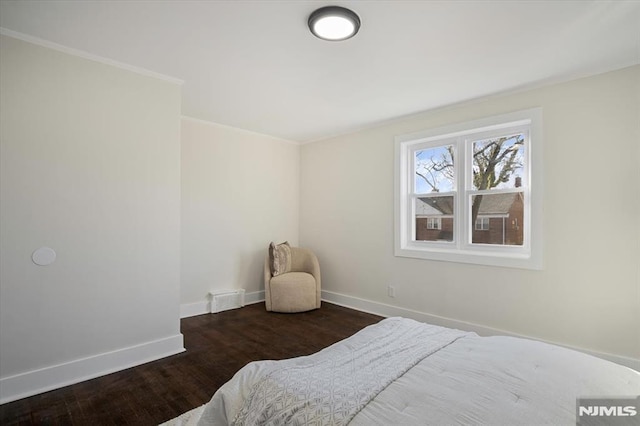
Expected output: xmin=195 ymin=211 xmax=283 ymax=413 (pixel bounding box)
xmin=308 ymin=6 xmax=361 ymax=41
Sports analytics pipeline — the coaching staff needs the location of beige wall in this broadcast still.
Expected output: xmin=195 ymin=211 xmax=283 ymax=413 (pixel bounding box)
xmin=300 ymin=66 xmax=640 ymax=362
xmin=181 ymin=118 xmax=299 ymax=304
xmin=0 ymin=35 xmax=182 ymax=399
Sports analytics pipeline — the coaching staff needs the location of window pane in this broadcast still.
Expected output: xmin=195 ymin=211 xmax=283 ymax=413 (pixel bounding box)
xmin=471 ymin=192 xmax=524 ymax=245
xmin=415 ymin=196 xmax=454 ymax=242
xmin=415 ymin=145 xmax=454 ymax=193
xmin=472 ymin=134 xmax=525 ymax=190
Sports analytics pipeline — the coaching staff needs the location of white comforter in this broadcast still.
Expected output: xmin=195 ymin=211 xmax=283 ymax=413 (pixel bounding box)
xmin=197 ymin=318 xmax=640 ymax=426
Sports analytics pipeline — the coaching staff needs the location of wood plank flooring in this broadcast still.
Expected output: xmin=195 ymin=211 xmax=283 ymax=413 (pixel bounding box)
xmin=0 ymin=302 xmax=382 ymax=425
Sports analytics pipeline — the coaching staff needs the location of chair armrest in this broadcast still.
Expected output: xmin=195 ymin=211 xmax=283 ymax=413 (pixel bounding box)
xmin=264 ymin=253 xmax=273 ymax=311
xmin=290 ymin=247 xmax=321 ymax=308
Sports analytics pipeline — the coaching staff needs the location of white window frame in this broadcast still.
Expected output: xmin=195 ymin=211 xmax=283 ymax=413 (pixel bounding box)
xmin=394 ymin=108 xmax=543 ymax=269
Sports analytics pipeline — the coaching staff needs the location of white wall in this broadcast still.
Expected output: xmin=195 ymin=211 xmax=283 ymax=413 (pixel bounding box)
xmin=180 ymin=118 xmax=299 ymax=313
xmin=300 ymin=66 xmax=640 ymax=364
xmin=0 ymin=35 xmax=183 ymax=402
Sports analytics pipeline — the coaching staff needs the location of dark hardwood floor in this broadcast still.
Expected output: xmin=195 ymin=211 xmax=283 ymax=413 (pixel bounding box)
xmin=0 ymin=302 xmax=382 ymax=425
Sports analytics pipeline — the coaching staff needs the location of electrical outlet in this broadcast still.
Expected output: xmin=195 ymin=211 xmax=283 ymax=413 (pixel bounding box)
xmin=387 ymin=286 xmax=396 ymax=298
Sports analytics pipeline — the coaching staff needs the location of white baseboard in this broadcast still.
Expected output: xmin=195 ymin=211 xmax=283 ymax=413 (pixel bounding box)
xmin=180 ymin=291 xmax=265 ymax=318
xmin=245 ymin=290 xmax=265 ymax=305
xmin=180 ymin=300 xmax=210 ymax=318
xmin=321 ymin=290 xmax=640 ymax=372
xmin=0 ymin=334 xmax=185 ymax=405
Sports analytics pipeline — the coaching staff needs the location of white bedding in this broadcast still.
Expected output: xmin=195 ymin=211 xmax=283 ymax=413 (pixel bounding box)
xmin=195 ymin=318 xmax=640 ymax=426
xmin=226 ymin=318 xmax=468 ymax=425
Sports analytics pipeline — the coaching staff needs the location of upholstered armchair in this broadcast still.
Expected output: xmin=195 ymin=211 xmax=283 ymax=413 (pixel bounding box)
xmin=264 ymin=244 xmax=321 ymax=313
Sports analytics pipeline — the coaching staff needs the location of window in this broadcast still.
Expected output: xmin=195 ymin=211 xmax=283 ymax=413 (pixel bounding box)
xmin=475 ymin=217 xmax=490 ymax=231
xmin=426 ymin=217 xmax=441 ymax=230
xmin=394 ymin=108 xmax=542 ymax=269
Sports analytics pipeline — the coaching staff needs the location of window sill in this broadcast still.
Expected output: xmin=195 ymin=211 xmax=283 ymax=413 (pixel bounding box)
xmin=395 ymin=243 xmax=542 ymax=270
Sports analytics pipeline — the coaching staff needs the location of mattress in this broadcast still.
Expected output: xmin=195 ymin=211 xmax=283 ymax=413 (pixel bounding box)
xmin=195 ymin=317 xmax=639 ymax=425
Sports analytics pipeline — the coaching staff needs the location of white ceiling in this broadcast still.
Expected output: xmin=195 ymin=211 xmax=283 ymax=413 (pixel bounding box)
xmin=1 ymin=1 xmax=639 ymax=143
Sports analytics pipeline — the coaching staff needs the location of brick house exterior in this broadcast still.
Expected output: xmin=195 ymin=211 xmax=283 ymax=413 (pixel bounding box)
xmin=415 ymin=196 xmax=454 ymax=242
xmin=415 ymin=192 xmax=524 ymax=245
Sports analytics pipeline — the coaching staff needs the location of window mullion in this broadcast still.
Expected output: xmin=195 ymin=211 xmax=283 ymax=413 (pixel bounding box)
xmin=452 ymin=137 xmax=462 ymax=249
xmin=459 ymin=136 xmax=469 ymax=250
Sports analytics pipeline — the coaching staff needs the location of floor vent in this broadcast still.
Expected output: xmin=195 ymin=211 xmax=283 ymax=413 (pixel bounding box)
xmin=210 ymin=289 xmax=245 ymax=313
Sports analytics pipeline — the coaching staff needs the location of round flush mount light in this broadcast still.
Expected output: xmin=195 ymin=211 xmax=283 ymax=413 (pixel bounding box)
xmin=308 ymin=6 xmax=361 ymax=41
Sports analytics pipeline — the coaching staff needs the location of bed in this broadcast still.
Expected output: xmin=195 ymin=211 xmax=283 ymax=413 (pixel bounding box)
xmin=190 ymin=317 xmax=639 ymax=425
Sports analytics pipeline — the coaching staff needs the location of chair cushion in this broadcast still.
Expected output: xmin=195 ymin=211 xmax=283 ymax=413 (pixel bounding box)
xmin=269 ymin=241 xmax=291 ymax=277
xmin=269 ymin=272 xmax=317 ymax=313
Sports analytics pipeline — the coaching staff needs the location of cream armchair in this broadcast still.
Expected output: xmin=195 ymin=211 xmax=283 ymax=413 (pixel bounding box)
xmin=264 ymin=246 xmax=321 ymax=313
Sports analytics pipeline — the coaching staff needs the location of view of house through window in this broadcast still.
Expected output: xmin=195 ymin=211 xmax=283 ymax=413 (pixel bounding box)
xmin=414 ymin=145 xmax=455 ymax=242
xmin=416 ymin=195 xmax=452 ymax=240
xmin=413 ymin=133 xmax=525 ymax=246
xmin=471 ymin=193 xmax=524 ymax=245
xmin=469 ymin=133 xmax=525 ymax=246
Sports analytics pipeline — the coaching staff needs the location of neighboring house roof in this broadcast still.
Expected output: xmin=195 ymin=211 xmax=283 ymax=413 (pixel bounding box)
xmin=416 ymin=197 xmax=454 ymax=216
xmin=417 ymin=192 xmax=521 ymax=217
xmin=475 ymin=193 xmax=522 ymax=215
